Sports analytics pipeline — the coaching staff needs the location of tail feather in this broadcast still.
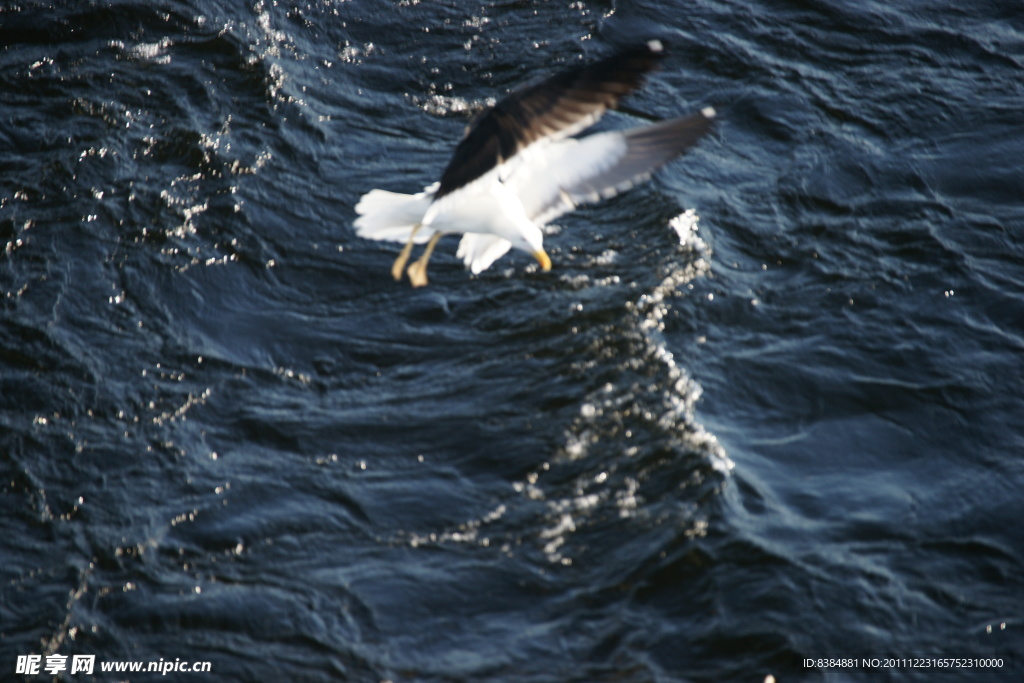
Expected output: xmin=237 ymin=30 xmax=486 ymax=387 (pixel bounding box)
xmin=354 ymin=188 xmax=434 ymax=244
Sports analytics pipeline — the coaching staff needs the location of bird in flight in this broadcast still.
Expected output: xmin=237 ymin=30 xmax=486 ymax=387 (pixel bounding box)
xmin=354 ymin=40 xmax=716 ymax=287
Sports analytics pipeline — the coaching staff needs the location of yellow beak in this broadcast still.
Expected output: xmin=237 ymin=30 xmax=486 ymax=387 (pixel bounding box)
xmin=533 ymin=249 xmax=552 ymax=272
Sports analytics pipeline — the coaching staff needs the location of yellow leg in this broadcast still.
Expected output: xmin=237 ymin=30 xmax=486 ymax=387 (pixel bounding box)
xmin=406 ymin=232 xmax=442 ymax=288
xmin=391 ymin=223 xmax=422 ymax=281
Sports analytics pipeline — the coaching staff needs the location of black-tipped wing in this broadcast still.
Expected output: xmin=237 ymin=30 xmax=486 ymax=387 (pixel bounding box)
xmin=510 ymin=108 xmax=717 ymax=225
xmin=433 ymin=42 xmax=665 ymax=201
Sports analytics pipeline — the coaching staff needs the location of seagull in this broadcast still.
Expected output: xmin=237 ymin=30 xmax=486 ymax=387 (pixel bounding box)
xmin=354 ymin=40 xmax=716 ymax=287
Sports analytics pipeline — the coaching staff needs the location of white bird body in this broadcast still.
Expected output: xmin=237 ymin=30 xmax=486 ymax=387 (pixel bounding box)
xmin=354 ymin=40 xmax=716 ymax=286
xmin=354 ymin=173 xmax=544 ymax=276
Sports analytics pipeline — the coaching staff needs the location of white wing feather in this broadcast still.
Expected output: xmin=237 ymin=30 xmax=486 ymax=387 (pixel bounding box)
xmin=456 ymin=233 xmax=513 ymax=274
xmin=509 ymin=110 xmax=716 ymax=226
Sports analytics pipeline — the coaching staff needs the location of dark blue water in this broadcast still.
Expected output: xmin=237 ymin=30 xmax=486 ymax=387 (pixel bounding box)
xmin=3 ymin=1 xmax=1022 ymax=681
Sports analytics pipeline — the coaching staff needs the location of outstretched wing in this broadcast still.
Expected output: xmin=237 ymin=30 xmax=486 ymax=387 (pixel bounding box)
xmin=510 ymin=108 xmax=717 ymax=225
xmin=433 ymin=41 xmax=666 ymax=201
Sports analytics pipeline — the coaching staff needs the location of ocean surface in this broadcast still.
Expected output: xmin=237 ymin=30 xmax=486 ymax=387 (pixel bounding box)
xmin=2 ymin=1 xmax=1022 ymax=681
